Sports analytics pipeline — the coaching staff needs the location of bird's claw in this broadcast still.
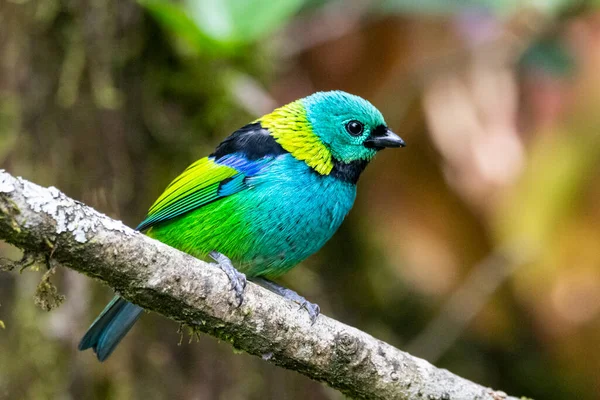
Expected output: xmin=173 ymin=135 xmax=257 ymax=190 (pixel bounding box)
xmin=249 ymin=277 xmax=320 ymax=324
xmin=209 ymin=251 xmax=246 ymax=307
xmin=299 ymin=299 xmax=320 ymax=325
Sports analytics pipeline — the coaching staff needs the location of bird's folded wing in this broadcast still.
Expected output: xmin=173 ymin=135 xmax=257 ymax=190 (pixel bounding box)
xmin=136 ymin=155 xmax=262 ymax=231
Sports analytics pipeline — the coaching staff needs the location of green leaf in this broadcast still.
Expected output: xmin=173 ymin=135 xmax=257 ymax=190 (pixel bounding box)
xmin=140 ymin=0 xmax=235 ymax=55
xmin=184 ymin=0 xmax=305 ymax=44
xmin=141 ymin=0 xmax=306 ymax=55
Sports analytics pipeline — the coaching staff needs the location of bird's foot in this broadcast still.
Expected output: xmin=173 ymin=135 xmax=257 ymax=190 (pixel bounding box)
xmin=250 ymin=277 xmax=320 ymax=324
xmin=298 ymin=298 xmax=320 ymax=324
xmin=209 ymin=251 xmax=246 ymax=307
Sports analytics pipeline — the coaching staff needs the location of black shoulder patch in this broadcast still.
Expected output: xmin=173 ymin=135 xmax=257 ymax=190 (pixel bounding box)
xmin=330 ymin=159 xmax=369 ymax=184
xmin=211 ymin=122 xmax=288 ymax=160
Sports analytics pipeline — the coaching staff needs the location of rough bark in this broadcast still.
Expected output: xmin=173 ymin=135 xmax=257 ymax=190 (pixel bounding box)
xmin=0 ymin=170 xmax=521 ymax=400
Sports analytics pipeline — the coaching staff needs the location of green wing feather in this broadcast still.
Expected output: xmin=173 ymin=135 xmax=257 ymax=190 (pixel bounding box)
xmin=136 ymin=157 xmax=239 ymax=231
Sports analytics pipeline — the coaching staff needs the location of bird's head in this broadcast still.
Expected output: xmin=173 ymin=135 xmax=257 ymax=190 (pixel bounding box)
xmin=258 ymin=91 xmax=405 ymax=178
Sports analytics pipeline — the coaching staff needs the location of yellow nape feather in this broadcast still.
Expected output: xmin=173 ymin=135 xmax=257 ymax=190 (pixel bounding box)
xmin=258 ymin=100 xmax=333 ymax=175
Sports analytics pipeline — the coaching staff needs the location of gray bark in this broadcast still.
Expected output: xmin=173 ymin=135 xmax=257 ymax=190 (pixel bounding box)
xmin=0 ymin=170 xmax=521 ymax=400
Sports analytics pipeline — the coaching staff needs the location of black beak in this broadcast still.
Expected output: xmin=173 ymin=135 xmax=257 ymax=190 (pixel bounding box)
xmin=364 ymin=126 xmax=405 ymax=150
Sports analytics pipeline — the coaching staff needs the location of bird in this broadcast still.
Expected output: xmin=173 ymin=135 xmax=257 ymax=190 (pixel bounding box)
xmin=78 ymin=90 xmax=405 ymax=361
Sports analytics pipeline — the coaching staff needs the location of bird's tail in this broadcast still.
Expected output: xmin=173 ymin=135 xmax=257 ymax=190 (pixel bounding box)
xmin=78 ymin=296 xmax=143 ymax=361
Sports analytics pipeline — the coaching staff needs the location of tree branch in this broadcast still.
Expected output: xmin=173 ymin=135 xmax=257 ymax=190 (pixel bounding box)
xmin=0 ymin=170 xmax=521 ymax=400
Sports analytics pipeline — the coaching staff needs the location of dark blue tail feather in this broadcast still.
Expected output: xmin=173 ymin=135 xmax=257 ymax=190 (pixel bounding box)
xmin=79 ymin=296 xmax=143 ymax=361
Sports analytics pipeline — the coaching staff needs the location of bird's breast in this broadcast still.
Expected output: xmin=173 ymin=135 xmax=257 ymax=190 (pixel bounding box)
xmin=234 ymin=155 xmax=357 ymax=276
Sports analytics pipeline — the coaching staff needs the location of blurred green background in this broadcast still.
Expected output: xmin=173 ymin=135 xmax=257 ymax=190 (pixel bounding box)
xmin=2 ymin=0 xmax=600 ymax=399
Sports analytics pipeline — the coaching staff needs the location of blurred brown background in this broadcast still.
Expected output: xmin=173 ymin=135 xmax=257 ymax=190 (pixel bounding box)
xmin=1 ymin=0 xmax=600 ymax=399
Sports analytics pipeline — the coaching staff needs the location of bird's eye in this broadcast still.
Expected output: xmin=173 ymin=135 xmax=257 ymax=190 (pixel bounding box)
xmin=345 ymin=120 xmax=364 ymax=136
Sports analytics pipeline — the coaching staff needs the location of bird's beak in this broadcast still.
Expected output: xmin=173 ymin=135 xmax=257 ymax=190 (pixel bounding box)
xmin=364 ymin=126 xmax=406 ymax=150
